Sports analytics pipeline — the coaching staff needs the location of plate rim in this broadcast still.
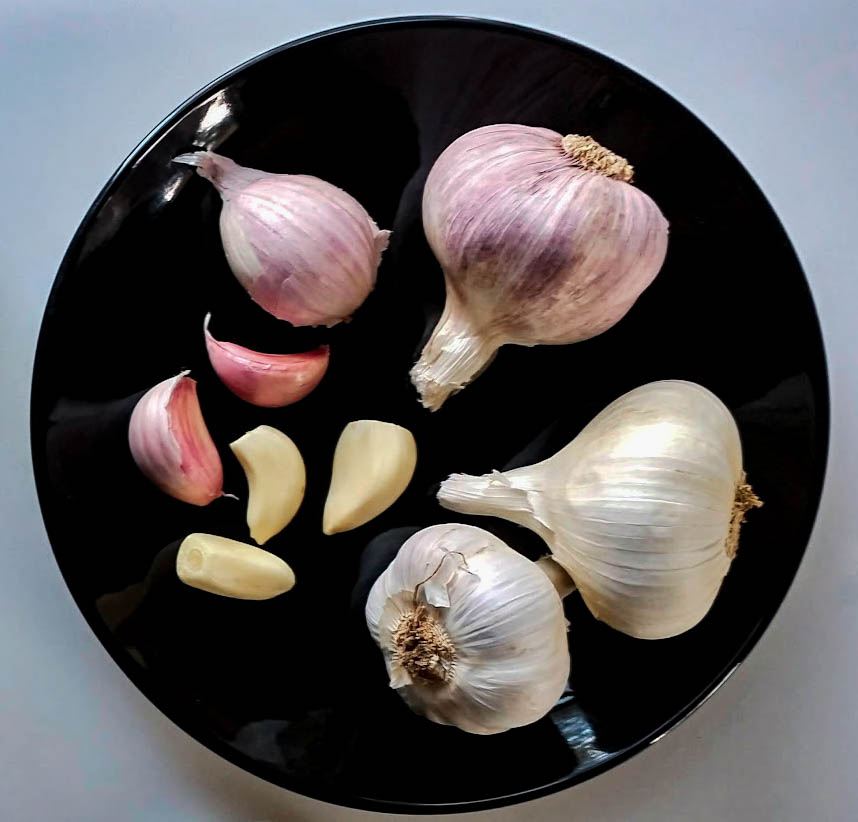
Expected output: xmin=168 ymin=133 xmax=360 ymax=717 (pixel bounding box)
xmin=29 ymin=14 xmax=830 ymax=814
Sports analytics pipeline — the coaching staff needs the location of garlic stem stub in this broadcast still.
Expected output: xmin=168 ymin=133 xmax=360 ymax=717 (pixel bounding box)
xmin=174 ymin=151 xmax=391 ymax=327
xmin=177 ymin=533 xmax=295 ymax=599
xmin=128 ymin=371 xmax=223 ymax=505
xmin=365 ymin=523 xmax=569 ymax=734
xmin=204 ymin=314 xmax=329 ymax=407
xmin=438 ymin=380 xmax=762 ymax=639
xmin=323 ymin=420 xmax=417 ymax=535
xmin=412 ymin=125 xmax=669 ymax=410
xmin=230 ymin=425 xmax=306 ymax=545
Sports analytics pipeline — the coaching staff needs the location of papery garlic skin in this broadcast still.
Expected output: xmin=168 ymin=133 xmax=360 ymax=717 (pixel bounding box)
xmin=438 ymin=381 xmax=762 ymax=640
xmin=365 ymin=524 xmax=569 ymax=734
xmin=204 ymin=314 xmax=329 ymax=407
xmin=230 ymin=425 xmax=306 ymax=544
xmin=413 ymin=126 xmax=669 ymax=410
xmin=177 ymin=533 xmax=295 ymax=599
xmin=323 ymin=420 xmax=417 ymax=535
xmin=128 ymin=371 xmax=223 ymax=505
xmin=175 ymin=152 xmax=390 ymax=327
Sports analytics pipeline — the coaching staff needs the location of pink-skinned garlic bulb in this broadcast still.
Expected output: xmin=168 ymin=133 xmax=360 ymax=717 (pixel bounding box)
xmin=174 ymin=151 xmax=390 ymax=327
xmin=412 ymin=125 xmax=669 ymax=410
xmin=203 ymin=314 xmax=329 ymax=407
xmin=128 ymin=371 xmax=224 ymax=505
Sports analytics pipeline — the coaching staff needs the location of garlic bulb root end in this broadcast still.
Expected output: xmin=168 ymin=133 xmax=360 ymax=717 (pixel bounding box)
xmin=391 ymin=605 xmax=456 ymax=686
xmin=727 ymin=473 xmax=763 ymax=558
xmin=560 ymin=134 xmax=634 ymax=182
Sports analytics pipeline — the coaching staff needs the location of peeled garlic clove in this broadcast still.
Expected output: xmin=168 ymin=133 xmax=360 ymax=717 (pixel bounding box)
xmin=204 ymin=314 xmax=329 ymax=407
xmin=412 ymin=125 xmax=668 ymax=409
xmin=438 ymin=380 xmax=762 ymax=639
xmin=128 ymin=371 xmax=223 ymax=505
xmin=365 ymin=524 xmax=569 ymax=734
xmin=230 ymin=425 xmax=306 ymax=544
xmin=174 ymin=151 xmax=390 ymax=327
xmin=323 ymin=420 xmax=416 ymax=535
xmin=177 ymin=533 xmax=295 ymax=599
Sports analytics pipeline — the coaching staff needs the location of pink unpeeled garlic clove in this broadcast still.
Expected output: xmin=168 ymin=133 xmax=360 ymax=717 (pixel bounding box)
xmin=173 ymin=151 xmax=390 ymax=327
xmin=203 ymin=313 xmax=329 ymax=407
xmin=128 ymin=371 xmax=224 ymax=505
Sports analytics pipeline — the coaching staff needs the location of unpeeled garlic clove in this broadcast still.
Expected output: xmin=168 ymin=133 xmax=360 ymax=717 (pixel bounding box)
xmin=204 ymin=314 xmax=329 ymax=407
xmin=323 ymin=420 xmax=417 ymax=535
xmin=128 ymin=371 xmax=223 ymax=505
xmin=174 ymin=151 xmax=390 ymax=327
xmin=176 ymin=533 xmax=295 ymax=599
xmin=230 ymin=425 xmax=306 ymax=544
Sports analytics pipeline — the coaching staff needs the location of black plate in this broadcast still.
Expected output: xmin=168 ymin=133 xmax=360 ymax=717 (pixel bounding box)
xmin=30 ymin=16 xmax=828 ymax=814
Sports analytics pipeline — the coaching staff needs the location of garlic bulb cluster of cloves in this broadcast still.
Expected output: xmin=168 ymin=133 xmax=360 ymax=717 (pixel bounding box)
xmin=438 ymin=381 xmax=762 ymax=639
xmin=175 ymin=151 xmax=390 ymax=327
xmin=412 ymin=125 xmax=669 ymax=410
xmin=365 ymin=523 xmax=569 ymax=734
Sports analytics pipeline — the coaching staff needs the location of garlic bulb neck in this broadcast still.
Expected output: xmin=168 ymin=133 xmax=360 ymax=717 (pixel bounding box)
xmin=174 ymin=151 xmax=263 ymax=196
xmin=560 ymin=134 xmax=634 ymax=182
xmin=410 ymin=298 xmax=498 ymax=411
xmin=727 ymin=472 xmax=763 ymax=558
xmin=439 ymin=469 xmax=551 ymax=541
xmin=535 ymin=556 xmax=577 ymax=598
xmin=391 ymin=605 xmax=456 ymax=684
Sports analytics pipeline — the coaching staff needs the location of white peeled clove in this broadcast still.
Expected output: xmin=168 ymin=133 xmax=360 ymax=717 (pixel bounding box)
xmin=323 ymin=420 xmax=417 ymax=535
xmin=412 ymin=126 xmax=669 ymax=409
xmin=365 ymin=524 xmax=569 ymax=734
xmin=176 ymin=533 xmax=295 ymax=599
xmin=230 ymin=425 xmax=306 ymax=544
xmin=128 ymin=371 xmax=223 ymax=505
xmin=174 ymin=151 xmax=390 ymax=327
xmin=204 ymin=314 xmax=329 ymax=407
xmin=438 ymin=381 xmax=762 ymax=639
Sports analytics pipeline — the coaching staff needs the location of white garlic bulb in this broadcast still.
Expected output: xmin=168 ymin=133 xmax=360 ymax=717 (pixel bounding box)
xmin=438 ymin=381 xmax=762 ymax=640
xmin=365 ymin=524 xmax=569 ymax=734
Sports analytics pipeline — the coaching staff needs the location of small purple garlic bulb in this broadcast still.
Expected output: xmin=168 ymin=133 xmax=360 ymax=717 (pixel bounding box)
xmin=175 ymin=151 xmax=390 ymax=327
xmin=412 ymin=125 xmax=669 ymax=410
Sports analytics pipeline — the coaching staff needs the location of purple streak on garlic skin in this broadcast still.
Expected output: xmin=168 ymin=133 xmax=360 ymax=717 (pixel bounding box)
xmin=128 ymin=372 xmax=223 ymax=506
xmin=203 ymin=313 xmax=330 ymax=407
xmin=174 ymin=152 xmax=390 ymax=327
xmin=413 ymin=125 xmax=669 ymax=410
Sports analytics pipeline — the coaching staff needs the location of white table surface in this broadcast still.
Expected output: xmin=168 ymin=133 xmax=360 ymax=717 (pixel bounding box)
xmin=2 ymin=1 xmax=856 ymax=820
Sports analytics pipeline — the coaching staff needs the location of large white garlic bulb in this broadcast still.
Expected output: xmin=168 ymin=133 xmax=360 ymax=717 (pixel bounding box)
xmin=365 ymin=524 xmax=569 ymax=734
xmin=438 ymin=381 xmax=762 ymax=640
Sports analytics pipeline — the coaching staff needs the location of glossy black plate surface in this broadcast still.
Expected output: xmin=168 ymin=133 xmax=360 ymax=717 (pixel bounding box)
xmin=31 ymin=16 xmax=828 ymax=814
